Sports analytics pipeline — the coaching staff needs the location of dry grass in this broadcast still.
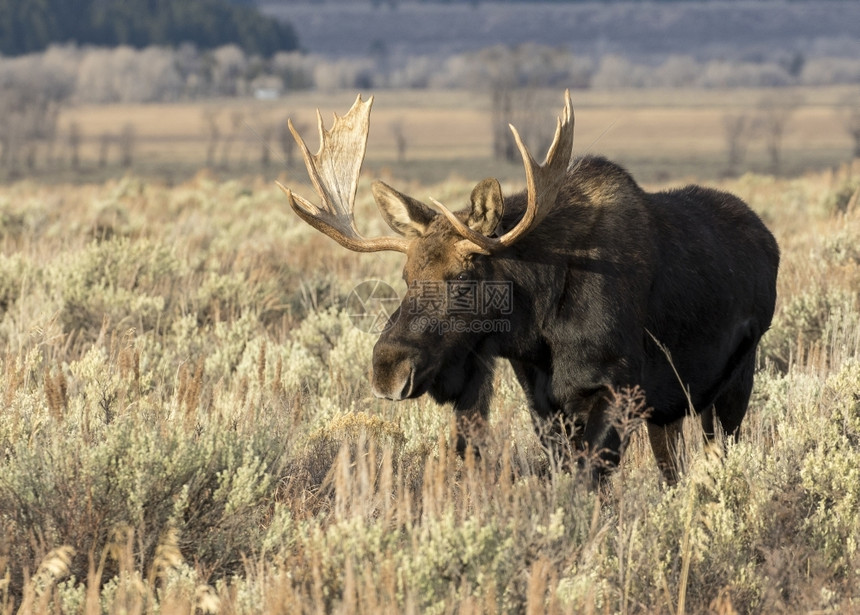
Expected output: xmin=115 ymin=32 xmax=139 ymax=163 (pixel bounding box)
xmin=0 ymin=153 xmax=858 ymax=613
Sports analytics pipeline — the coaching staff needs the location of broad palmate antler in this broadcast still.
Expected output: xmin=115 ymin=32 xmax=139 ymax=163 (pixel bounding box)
xmin=276 ymin=95 xmax=409 ymax=253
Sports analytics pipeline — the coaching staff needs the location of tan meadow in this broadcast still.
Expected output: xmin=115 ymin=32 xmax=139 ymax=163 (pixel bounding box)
xmin=56 ymin=86 xmax=858 ymax=185
xmin=0 ymin=129 xmax=859 ymax=612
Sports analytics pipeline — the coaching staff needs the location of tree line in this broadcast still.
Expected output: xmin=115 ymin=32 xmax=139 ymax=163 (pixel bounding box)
xmin=0 ymin=0 xmax=299 ymax=57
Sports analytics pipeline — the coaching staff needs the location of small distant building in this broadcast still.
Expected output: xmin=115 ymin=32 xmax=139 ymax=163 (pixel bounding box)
xmin=251 ymin=75 xmax=283 ymax=100
xmin=254 ymin=87 xmax=280 ymax=100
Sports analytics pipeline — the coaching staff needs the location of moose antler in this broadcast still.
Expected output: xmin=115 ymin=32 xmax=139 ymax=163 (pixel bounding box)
xmin=433 ymin=90 xmax=575 ymax=252
xmin=277 ymin=95 xmax=409 ymax=253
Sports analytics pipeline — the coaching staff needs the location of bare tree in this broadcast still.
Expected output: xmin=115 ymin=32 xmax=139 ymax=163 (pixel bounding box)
xmin=68 ymin=122 xmax=81 ymax=171
xmin=723 ymin=113 xmax=752 ymax=175
xmin=491 ymin=82 xmax=515 ymax=162
xmin=20 ymin=100 xmax=61 ymax=171
xmin=756 ymin=94 xmax=802 ymax=174
xmin=491 ymin=85 xmax=557 ymax=163
xmin=202 ymin=108 xmax=221 ymax=168
xmin=477 ymin=47 xmax=561 ymax=163
xmin=119 ymin=123 xmax=136 ymax=168
xmin=250 ymin=116 xmax=275 ymax=169
xmin=369 ymin=39 xmax=390 ymax=87
xmin=0 ymin=65 xmax=69 ymax=174
xmin=0 ymin=93 xmax=18 ymax=169
xmin=277 ymin=115 xmax=307 ymax=168
xmin=260 ymin=127 xmax=273 ymax=169
xmin=42 ymin=104 xmax=62 ymax=169
xmin=98 ymin=132 xmax=113 ymax=168
xmin=211 ymin=45 xmax=248 ymax=97
xmin=219 ymin=109 xmax=246 ymax=169
xmin=839 ymin=93 xmax=860 ymax=159
xmin=3 ymin=50 xmax=75 ymax=172
xmin=277 ymin=116 xmax=292 ymax=167
xmin=507 ymin=89 xmax=556 ymax=160
xmin=390 ymin=119 xmax=408 ymax=163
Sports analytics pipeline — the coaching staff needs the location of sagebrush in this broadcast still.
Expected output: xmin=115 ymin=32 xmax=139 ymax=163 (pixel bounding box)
xmin=0 ymin=162 xmax=859 ymax=613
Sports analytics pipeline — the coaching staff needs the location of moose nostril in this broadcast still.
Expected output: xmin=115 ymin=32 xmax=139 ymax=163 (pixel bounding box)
xmin=371 ymin=347 xmax=415 ymax=400
xmin=397 ymin=365 xmax=415 ymax=399
xmin=371 ymin=362 xmax=414 ymax=400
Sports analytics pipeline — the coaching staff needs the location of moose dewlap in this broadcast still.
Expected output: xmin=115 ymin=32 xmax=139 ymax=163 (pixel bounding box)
xmin=279 ymin=91 xmax=780 ymax=484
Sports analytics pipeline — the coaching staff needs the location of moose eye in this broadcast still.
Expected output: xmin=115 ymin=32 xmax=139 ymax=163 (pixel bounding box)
xmin=455 ymin=272 xmax=469 ymax=282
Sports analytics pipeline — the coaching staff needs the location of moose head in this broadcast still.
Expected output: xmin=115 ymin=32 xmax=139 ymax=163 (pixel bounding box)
xmin=278 ymin=92 xmax=574 ymax=403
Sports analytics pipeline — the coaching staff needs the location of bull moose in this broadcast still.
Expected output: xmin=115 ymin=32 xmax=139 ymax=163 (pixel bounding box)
xmin=278 ymin=92 xmax=779 ymax=483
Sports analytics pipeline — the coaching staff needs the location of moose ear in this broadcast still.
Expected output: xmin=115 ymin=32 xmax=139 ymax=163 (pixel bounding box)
xmin=372 ymin=181 xmax=437 ymax=238
xmin=468 ymin=178 xmax=505 ymax=237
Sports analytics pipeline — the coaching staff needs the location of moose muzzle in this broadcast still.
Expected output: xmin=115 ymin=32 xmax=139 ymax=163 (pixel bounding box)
xmin=371 ymin=342 xmax=423 ymax=400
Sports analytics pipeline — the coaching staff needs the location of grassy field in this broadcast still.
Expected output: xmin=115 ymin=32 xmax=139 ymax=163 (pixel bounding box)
xmin=0 ymin=90 xmax=859 ymax=613
xmin=54 ymin=86 xmax=859 ymax=185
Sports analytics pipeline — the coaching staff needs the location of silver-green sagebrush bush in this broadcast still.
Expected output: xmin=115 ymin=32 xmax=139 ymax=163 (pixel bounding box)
xmin=0 ymin=166 xmax=859 ymax=613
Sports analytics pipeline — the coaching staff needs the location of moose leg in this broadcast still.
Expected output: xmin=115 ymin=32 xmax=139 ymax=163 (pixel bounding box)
xmin=647 ymin=418 xmax=685 ymax=485
xmin=713 ymin=354 xmax=756 ymax=439
xmin=449 ymin=357 xmax=495 ymax=459
xmin=510 ymin=360 xmax=573 ymax=466
xmin=698 ymin=405 xmax=723 ymax=465
xmin=699 ymin=405 xmax=716 ymax=441
xmin=579 ymin=396 xmax=623 ymax=483
xmin=454 ymin=410 xmax=488 ymax=459
xmin=698 ymin=347 xmax=757 ymax=460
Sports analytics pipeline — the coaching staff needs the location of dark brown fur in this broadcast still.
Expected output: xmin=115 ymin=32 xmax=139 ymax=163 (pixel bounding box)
xmin=371 ymin=155 xmax=780 ymax=483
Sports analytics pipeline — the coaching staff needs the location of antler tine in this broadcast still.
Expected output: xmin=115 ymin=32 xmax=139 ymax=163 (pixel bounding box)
xmin=433 ymin=90 xmax=575 ymax=253
xmin=503 ymin=88 xmax=574 ymax=246
xmin=279 ymin=95 xmax=409 ymax=254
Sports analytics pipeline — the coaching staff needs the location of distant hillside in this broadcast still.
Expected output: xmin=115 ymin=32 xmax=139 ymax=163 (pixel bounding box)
xmin=260 ymin=1 xmax=859 ymax=63
xmin=0 ymin=0 xmax=298 ymax=56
